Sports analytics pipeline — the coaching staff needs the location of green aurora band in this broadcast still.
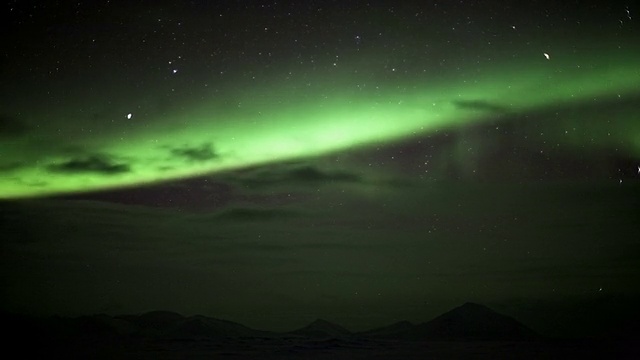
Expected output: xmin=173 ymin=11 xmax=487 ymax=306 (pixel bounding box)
xmin=2 ymin=48 xmax=639 ymax=199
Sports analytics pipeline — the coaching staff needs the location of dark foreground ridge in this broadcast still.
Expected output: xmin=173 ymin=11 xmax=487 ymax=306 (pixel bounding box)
xmin=3 ymin=303 xmax=638 ymax=359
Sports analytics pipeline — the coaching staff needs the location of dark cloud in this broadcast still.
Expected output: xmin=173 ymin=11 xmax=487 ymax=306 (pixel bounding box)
xmin=0 ymin=161 xmax=25 ymax=173
xmin=451 ymin=99 xmax=510 ymax=113
xmin=0 ymin=200 xmax=51 ymax=243
xmin=53 ymin=178 xmax=238 ymax=210
xmin=48 ymin=154 xmax=131 ymax=175
xmin=0 ymin=114 xmax=30 ymax=137
xmin=227 ymin=164 xmax=364 ymax=189
xmin=287 ymin=166 xmax=362 ymax=183
xmin=170 ymin=143 xmax=218 ymax=162
xmin=212 ymin=207 xmax=297 ymax=222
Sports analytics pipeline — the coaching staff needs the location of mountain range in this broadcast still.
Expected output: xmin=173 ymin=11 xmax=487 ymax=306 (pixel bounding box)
xmin=4 ymin=302 xmax=540 ymax=341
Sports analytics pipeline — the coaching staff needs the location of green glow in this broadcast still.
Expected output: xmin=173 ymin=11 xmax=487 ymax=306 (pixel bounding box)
xmin=2 ymin=48 xmax=639 ymax=199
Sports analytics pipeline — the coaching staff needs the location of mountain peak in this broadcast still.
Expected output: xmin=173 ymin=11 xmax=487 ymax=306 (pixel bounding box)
xmin=136 ymin=311 xmax=184 ymax=325
xmin=460 ymin=302 xmax=487 ymax=308
xmin=408 ymin=302 xmax=539 ymax=341
xmin=454 ymin=302 xmax=496 ymax=315
xmin=291 ymin=318 xmax=351 ymax=337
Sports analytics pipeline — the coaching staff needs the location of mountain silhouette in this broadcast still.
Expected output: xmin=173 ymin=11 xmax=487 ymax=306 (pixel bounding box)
xmin=172 ymin=315 xmax=271 ymax=338
xmin=2 ymin=303 xmax=539 ymax=342
xmin=131 ymin=310 xmax=185 ymax=328
xmin=74 ymin=314 xmax=138 ymax=337
xmin=2 ymin=305 xmax=627 ymax=359
xmin=404 ymin=302 xmax=539 ymax=341
xmin=57 ymin=311 xmax=269 ymax=339
xmin=290 ymin=319 xmax=352 ymax=338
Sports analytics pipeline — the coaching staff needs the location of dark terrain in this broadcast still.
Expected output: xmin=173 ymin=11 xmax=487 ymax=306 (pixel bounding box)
xmin=4 ymin=303 xmax=638 ymax=359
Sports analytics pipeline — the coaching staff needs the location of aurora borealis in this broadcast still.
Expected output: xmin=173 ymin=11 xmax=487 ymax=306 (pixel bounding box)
xmin=2 ymin=0 xmax=640 ymax=339
xmin=3 ymin=1 xmax=639 ymax=198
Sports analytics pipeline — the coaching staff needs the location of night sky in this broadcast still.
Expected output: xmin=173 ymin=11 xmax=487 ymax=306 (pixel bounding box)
xmin=1 ymin=0 xmax=639 ymax=338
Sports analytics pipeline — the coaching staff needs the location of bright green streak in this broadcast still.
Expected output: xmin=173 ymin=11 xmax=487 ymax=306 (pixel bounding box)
xmin=2 ymin=49 xmax=639 ymax=199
